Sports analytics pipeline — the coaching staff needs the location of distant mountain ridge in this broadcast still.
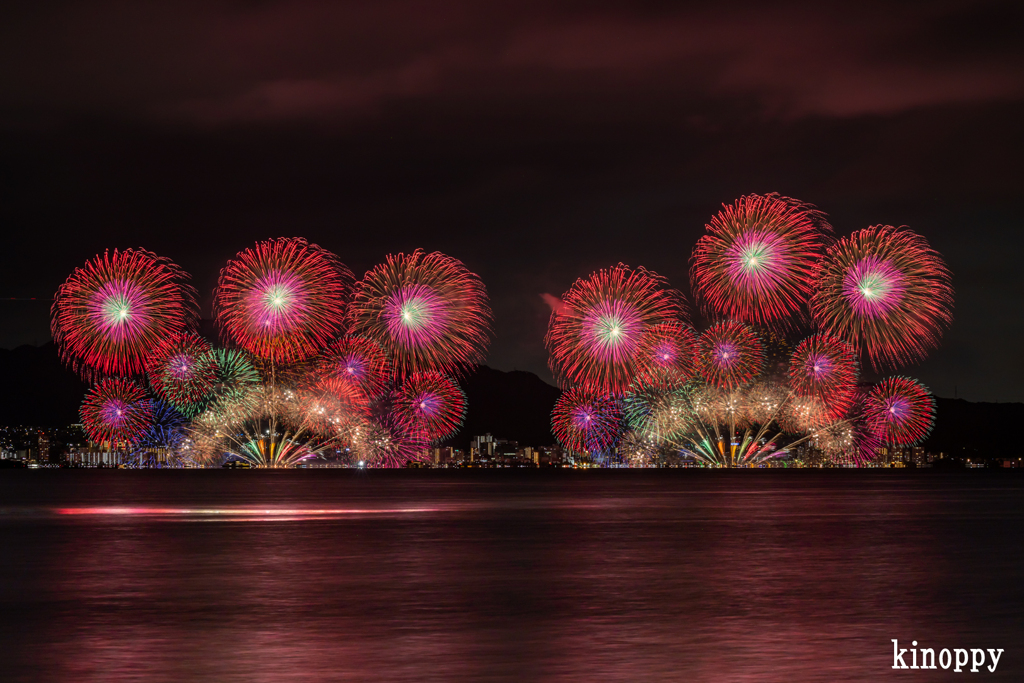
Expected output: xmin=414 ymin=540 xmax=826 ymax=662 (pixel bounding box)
xmin=2 ymin=343 xmax=1021 ymax=455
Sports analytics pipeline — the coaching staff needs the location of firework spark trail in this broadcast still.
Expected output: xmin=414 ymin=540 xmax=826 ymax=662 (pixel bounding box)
xmin=551 ymin=388 xmax=623 ymax=455
xmin=52 ymin=248 xmax=198 ymax=379
xmin=146 ymin=332 xmax=216 ymax=416
xmin=811 ymin=225 xmax=953 ymax=369
xmin=215 ymin=237 xmax=353 ymax=364
xmin=349 ymin=250 xmax=492 ymax=378
xmin=546 ymin=264 xmax=687 ymax=396
xmin=80 ymin=377 xmax=155 ymax=446
xmin=864 ymin=376 xmax=936 ymax=447
xmin=691 ymin=194 xmax=831 ymax=328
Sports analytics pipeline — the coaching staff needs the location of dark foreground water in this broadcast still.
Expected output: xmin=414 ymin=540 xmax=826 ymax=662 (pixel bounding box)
xmin=0 ymin=470 xmax=1021 ymax=682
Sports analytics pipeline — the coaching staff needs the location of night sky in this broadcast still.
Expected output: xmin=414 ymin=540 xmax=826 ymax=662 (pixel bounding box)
xmin=1 ymin=1 xmax=1022 ymax=402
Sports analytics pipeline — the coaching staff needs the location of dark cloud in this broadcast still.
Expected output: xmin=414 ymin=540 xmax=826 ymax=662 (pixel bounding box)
xmin=1 ymin=0 xmax=1022 ymax=402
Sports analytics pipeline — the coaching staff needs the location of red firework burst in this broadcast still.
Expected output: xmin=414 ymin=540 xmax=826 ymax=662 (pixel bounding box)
xmin=863 ymin=376 xmax=935 ymax=447
xmin=551 ymin=388 xmax=623 ymax=454
xmin=787 ymin=334 xmax=859 ymax=420
xmin=634 ymin=321 xmax=699 ymax=389
xmin=146 ymin=332 xmax=216 ymax=416
xmin=546 ymin=264 xmax=687 ymax=395
xmin=80 ymin=377 xmax=155 ymax=445
xmin=349 ymin=250 xmax=492 ymax=378
xmin=52 ymin=248 xmax=197 ymax=379
xmin=697 ymin=321 xmax=765 ymax=389
xmin=390 ymin=372 xmax=467 ymax=443
xmin=690 ymin=194 xmax=831 ymax=327
xmin=810 ymin=225 xmax=953 ymax=369
xmin=314 ymin=335 xmax=391 ymax=400
xmin=214 ymin=237 xmax=353 ymax=364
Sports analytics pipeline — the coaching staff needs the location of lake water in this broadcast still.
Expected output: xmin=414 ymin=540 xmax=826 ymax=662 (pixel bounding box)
xmin=0 ymin=470 xmax=1021 ymax=682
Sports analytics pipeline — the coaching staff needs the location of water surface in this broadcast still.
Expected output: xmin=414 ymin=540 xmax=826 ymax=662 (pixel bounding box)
xmin=0 ymin=470 xmax=1020 ymax=681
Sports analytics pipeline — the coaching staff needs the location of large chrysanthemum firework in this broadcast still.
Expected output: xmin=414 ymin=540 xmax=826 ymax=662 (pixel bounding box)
xmin=787 ymin=334 xmax=859 ymax=420
xmin=810 ymin=225 xmax=953 ymax=369
xmin=391 ymin=372 xmax=466 ymax=443
xmin=551 ymin=389 xmax=623 ymax=454
xmin=52 ymin=248 xmax=197 ymax=379
xmin=691 ymin=194 xmax=831 ymax=327
xmin=697 ymin=321 xmax=765 ymax=389
xmin=546 ymin=265 xmax=686 ymax=395
xmin=214 ymin=237 xmax=353 ymax=363
xmin=146 ymin=333 xmax=216 ymax=416
xmin=80 ymin=377 xmax=154 ymax=445
xmin=634 ymin=321 xmax=699 ymax=389
xmin=864 ymin=376 xmax=935 ymax=447
xmin=315 ymin=335 xmax=391 ymax=400
xmin=349 ymin=250 xmax=492 ymax=377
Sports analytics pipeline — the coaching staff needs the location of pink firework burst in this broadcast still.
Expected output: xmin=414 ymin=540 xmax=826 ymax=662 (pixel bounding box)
xmin=810 ymin=225 xmax=953 ymax=369
xmin=863 ymin=376 xmax=935 ymax=447
xmin=546 ymin=264 xmax=687 ymax=395
xmin=80 ymin=377 xmax=155 ymax=445
xmin=391 ymin=372 xmax=467 ymax=443
xmin=349 ymin=250 xmax=492 ymax=378
xmin=697 ymin=321 xmax=765 ymax=390
xmin=146 ymin=332 xmax=216 ymax=416
xmin=551 ymin=388 xmax=623 ymax=454
xmin=634 ymin=321 xmax=699 ymax=389
xmin=52 ymin=248 xmax=198 ymax=379
xmin=690 ymin=194 xmax=831 ymax=327
xmin=214 ymin=237 xmax=353 ymax=364
xmin=788 ymin=334 xmax=859 ymax=420
xmin=315 ymin=335 xmax=391 ymax=400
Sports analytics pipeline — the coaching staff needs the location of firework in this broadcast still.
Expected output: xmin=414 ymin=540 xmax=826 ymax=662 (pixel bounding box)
xmin=80 ymin=377 xmax=154 ymax=445
xmin=315 ymin=335 xmax=391 ymax=399
xmin=619 ymin=430 xmax=659 ymax=467
xmin=206 ymin=348 xmax=262 ymax=403
xmin=546 ymin=264 xmax=686 ymax=395
xmin=52 ymin=248 xmax=197 ymax=379
xmin=697 ymin=321 xmax=765 ymax=389
xmin=146 ymin=332 xmax=216 ymax=416
xmin=551 ymin=388 xmax=623 ymax=454
xmin=391 ymin=372 xmax=466 ymax=443
xmin=187 ymin=384 xmax=360 ymax=467
xmin=349 ymin=416 xmax=429 ymax=468
xmin=349 ymin=250 xmax=492 ymax=377
xmin=128 ymin=401 xmax=188 ymax=467
xmin=691 ymin=194 xmax=831 ymax=327
xmin=787 ymin=334 xmax=859 ymax=420
xmin=864 ymin=376 xmax=935 ymax=447
xmin=810 ymin=225 xmax=953 ymax=369
xmin=214 ymin=237 xmax=353 ymax=364
xmin=623 ymin=383 xmax=692 ymax=442
xmin=634 ymin=321 xmax=699 ymax=388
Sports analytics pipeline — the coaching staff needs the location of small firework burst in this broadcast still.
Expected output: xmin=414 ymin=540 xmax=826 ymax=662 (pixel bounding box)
xmin=80 ymin=377 xmax=154 ymax=445
xmin=315 ymin=335 xmax=391 ymax=399
xmin=633 ymin=321 xmax=699 ymax=388
xmin=546 ymin=264 xmax=687 ymax=395
xmin=391 ymin=372 xmax=467 ymax=443
xmin=810 ymin=225 xmax=953 ymax=369
xmin=551 ymin=388 xmax=623 ymax=454
xmin=697 ymin=320 xmax=765 ymax=389
xmin=349 ymin=417 xmax=429 ymax=468
xmin=349 ymin=250 xmax=492 ymax=377
xmin=864 ymin=376 xmax=935 ymax=447
xmin=214 ymin=237 xmax=353 ymax=363
xmin=146 ymin=332 xmax=216 ymax=416
xmin=787 ymin=334 xmax=859 ymax=420
xmin=623 ymin=383 xmax=692 ymax=443
xmin=52 ymin=248 xmax=197 ymax=379
xmin=691 ymin=194 xmax=831 ymax=327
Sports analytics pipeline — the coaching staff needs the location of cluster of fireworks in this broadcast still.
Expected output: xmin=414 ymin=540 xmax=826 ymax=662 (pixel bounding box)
xmin=53 ymin=239 xmax=492 ymax=467
xmin=547 ymin=194 xmax=952 ymax=466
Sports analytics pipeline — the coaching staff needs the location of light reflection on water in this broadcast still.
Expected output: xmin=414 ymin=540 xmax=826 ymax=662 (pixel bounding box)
xmin=0 ymin=470 xmax=1021 ymax=682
